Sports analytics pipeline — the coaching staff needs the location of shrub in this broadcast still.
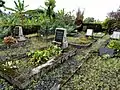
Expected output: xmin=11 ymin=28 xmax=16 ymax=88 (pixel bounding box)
xmin=107 ymin=40 xmax=120 ymax=50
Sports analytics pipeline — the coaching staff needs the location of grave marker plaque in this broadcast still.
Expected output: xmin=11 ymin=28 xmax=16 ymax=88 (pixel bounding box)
xmin=13 ymin=26 xmax=19 ymax=36
xmin=54 ymin=28 xmax=68 ymax=49
xmin=86 ymin=29 xmax=93 ymax=36
xmin=18 ymin=26 xmax=26 ymax=41
xmin=13 ymin=26 xmax=26 ymax=41
xmin=99 ymin=47 xmax=115 ymax=57
xmin=55 ymin=29 xmax=64 ymax=42
xmin=110 ymin=31 xmax=120 ymax=39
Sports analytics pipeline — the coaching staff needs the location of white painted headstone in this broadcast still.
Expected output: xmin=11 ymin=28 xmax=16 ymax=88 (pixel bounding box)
xmin=54 ymin=28 xmax=68 ymax=49
xmin=86 ymin=29 xmax=93 ymax=36
xmin=17 ymin=26 xmax=26 ymax=41
xmin=110 ymin=31 xmax=120 ymax=39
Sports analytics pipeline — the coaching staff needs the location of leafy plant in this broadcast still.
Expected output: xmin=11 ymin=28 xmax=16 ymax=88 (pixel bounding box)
xmin=0 ymin=27 xmax=11 ymax=38
xmin=28 ymin=45 xmax=62 ymax=64
xmin=2 ymin=0 xmax=29 ymax=25
xmin=105 ymin=6 xmax=120 ymax=29
xmin=0 ymin=38 xmax=3 ymax=44
xmin=107 ymin=40 xmax=120 ymax=50
xmin=44 ymin=0 xmax=56 ymax=21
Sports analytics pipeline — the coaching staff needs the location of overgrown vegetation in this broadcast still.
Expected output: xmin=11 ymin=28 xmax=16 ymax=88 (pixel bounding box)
xmin=0 ymin=0 xmax=120 ymax=89
xmin=63 ymin=53 xmax=120 ymax=90
xmin=68 ymin=36 xmax=92 ymax=44
xmin=28 ymin=45 xmax=62 ymax=65
xmin=107 ymin=40 xmax=120 ymax=50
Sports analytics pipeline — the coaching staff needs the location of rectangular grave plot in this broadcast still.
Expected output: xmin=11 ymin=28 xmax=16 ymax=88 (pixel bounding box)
xmin=0 ymin=48 xmax=77 ymax=89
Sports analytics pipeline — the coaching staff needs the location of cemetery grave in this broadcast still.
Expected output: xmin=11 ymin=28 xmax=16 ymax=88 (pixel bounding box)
xmin=0 ymin=31 xmax=120 ymax=89
xmin=98 ymin=33 xmax=120 ymax=57
xmin=0 ymin=26 xmax=120 ymax=90
xmin=0 ymin=0 xmax=120 ymax=89
xmin=67 ymin=30 xmax=97 ymax=48
xmin=68 ymin=36 xmax=94 ymax=48
xmin=110 ymin=31 xmax=120 ymax=39
xmin=93 ymin=32 xmax=105 ymax=38
xmin=0 ymin=28 xmax=77 ymax=89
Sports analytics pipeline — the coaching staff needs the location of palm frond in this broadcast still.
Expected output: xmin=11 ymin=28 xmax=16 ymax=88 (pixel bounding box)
xmin=14 ymin=1 xmax=20 ymax=11
xmin=18 ymin=0 xmax=22 ymax=11
xmin=3 ymin=6 xmax=17 ymax=12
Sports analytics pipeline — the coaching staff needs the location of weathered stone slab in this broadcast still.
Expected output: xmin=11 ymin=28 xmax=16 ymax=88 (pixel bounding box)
xmin=99 ymin=47 xmax=115 ymax=57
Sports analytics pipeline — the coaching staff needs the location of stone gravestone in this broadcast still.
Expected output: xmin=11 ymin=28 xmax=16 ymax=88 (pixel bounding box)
xmin=110 ymin=31 xmax=120 ymax=39
xmin=99 ymin=47 xmax=115 ymax=57
xmin=82 ymin=26 xmax=87 ymax=31
xmin=18 ymin=26 xmax=26 ymax=41
xmin=13 ymin=26 xmax=19 ymax=37
xmin=13 ymin=26 xmax=26 ymax=41
xmin=85 ymin=29 xmax=93 ymax=37
xmin=53 ymin=28 xmax=68 ymax=49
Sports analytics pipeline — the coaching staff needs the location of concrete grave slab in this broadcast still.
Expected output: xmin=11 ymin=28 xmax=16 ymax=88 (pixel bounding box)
xmin=99 ymin=47 xmax=115 ymax=57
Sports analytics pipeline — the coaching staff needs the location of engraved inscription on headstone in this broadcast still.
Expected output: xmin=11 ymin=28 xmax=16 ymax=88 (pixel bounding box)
xmin=55 ymin=30 xmax=64 ymax=42
xmin=54 ymin=28 xmax=68 ymax=49
xmin=13 ymin=26 xmax=19 ymax=36
xmin=99 ymin=47 xmax=115 ymax=57
xmin=86 ymin=29 xmax=93 ymax=36
xmin=110 ymin=31 xmax=120 ymax=39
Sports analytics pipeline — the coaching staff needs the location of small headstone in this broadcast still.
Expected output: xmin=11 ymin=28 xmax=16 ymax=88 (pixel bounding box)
xmin=54 ymin=28 xmax=68 ymax=49
xmin=110 ymin=31 xmax=120 ymax=39
xmin=13 ymin=26 xmax=19 ymax=37
xmin=82 ymin=26 xmax=87 ymax=31
xmin=55 ymin=28 xmax=64 ymax=42
xmin=99 ymin=47 xmax=115 ymax=57
xmin=85 ymin=29 xmax=93 ymax=36
xmin=14 ymin=26 xmax=26 ymax=41
xmin=18 ymin=26 xmax=26 ymax=41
